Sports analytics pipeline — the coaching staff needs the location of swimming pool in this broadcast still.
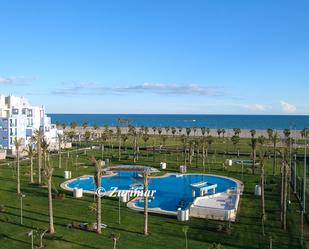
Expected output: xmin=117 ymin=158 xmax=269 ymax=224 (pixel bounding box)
xmin=63 ymin=168 xmax=238 ymax=212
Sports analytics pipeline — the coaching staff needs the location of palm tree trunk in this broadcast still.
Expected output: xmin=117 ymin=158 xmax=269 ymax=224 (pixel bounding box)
xmin=96 ymin=175 xmax=102 ymax=234
xmin=48 ymin=175 xmax=55 ymax=234
xmin=38 ymin=140 xmax=42 ymax=185
xmin=113 ymin=238 xmax=117 ymax=249
xmin=16 ymin=151 xmax=20 ymax=194
xmin=144 ymin=172 xmax=149 ymax=236
xmin=97 ymin=194 xmax=102 ymax=234
xmin=133 ymin=136 xmax=137 ymax=163
xmin=118 ymin=139 xmax=121 ymax=161
xmin=252 ymin=150 xmax=256 ymax=175
xmin=273 ymin=143 xmax=277 ymax=175
xmin=280 ymin=163 xmax=284 ymax=223
xmin=283 ymin=162 xmax=288 ymax=230
xmin=261 ymin=164 xmax=265 ymax=235
xmin=58 ymin=143 xmax=62 ymax=169
xmin=202 ymin=144 xmax=205 ymax=172
xmin=30 ymin=156 xmax=34 ymax=183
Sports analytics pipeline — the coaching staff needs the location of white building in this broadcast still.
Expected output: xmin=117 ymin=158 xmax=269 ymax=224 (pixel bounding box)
xmin=0 ymin=95 xmax=61 ymax=154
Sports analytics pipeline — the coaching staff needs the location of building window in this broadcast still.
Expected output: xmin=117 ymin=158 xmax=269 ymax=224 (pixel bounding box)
xmin=27 ymin=109 xmax=33 ymax=117
xmin=22 ymin=108 xmax=27 ymax=115
xmin=12 ymin=108 xmax=19 ymax=115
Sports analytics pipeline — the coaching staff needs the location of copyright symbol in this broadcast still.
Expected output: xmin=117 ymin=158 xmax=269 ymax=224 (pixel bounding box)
xmin=96 ymin=187 xmax=106 ymax=197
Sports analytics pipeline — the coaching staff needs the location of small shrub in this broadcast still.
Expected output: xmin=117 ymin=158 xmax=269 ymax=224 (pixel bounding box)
xmin=216 ymin=224 xmax=223 ymax=232
xmin=0 ymin=204 xmax=5 ymax=212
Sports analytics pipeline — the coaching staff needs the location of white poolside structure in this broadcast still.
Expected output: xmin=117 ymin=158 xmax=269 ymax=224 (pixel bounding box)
xmin=189 ymin=186 xmax=242 ymax=221
xmin=0 ymin=94 xmax=62 ymax=154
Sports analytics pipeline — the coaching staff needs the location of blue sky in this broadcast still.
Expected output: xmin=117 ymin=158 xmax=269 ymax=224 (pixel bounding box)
xmin=0 ymin=0 xmax=308 ymax=114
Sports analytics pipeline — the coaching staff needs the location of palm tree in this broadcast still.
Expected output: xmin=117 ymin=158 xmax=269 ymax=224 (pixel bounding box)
xmin=217 ymin=128 xmax=222 ymax=138
xmin=195 ymin=139 xmax=200 ymax=168
xmin=186 ymin=128 xmax=191 ymax=137
xmin=201 ymin=137 xmax=207 ymax=172
xmin=111 ymin=233 xmax=120 ymax=249
xmin=44 ymin=159 xmax=55 ymax=234
xmin=152 ymin=127 xmax=157 ymax=135
xmin=282 ymin=159 xmax=289 ymax=230
xmin=250 ymin=129 xmax=256 ymax=138
xmin=144 ymin=127 xmax=149 ymax=136
xmin=66 ymin=130 xmax=76 ymax=142
xmin=142 ymin=135 xmax=150 ymax=157
xmin=116 ymin=126 xmax=122 ymax=161
xmin=267 ymin=128 xmax=274 ymax=140
xmin=57 ymin=133 xmax=63 ymax=168
xmin=231 ymin=135 xmax=240 ymax=157
xmin=222 ymin=129 xmax=226 ymax=138
xmin=249 ymin=138 xmax=257 ymax=175
xmin=70 ymin=122 xmax=77 ymax=129
xmin=165 ymin=126 xmax=170 ymax=135
xmin=84 ymin=130 xmax=91 ymax=144
xmin=206 ymin=128 xmax=211 ymax=135
xmin=271 ymin=132 xmax=279 ymax=175
xmin=171 ymin=127 xmax=177 ymax=137
xmin=188 ymin=140 xmax=195 ymax=166
xmin=181 ymin=135 xmax=187 ymax=165
xmin=143 ymin=169 xmax=149 ymax=236
xmin=14 ymin=137 xmax=23 ymax=194
xmin=121 ymin=134 xmax=128 ymax=152
xmin=205 ymin=135 xmax=214 ymax=157
xmin=128 ymin=126 xmax=139 ymax=163
xmin=92 ymin=157 xmax=104 ymax=234
xmin=23 ymin=142 xmax=35 ymax=183
xmin=258 ymin=135 xmax=266 ymax=146
xmin=82 ymin=122 xmax=88 ymax=130
xmin=34 ymin=129 xmax=44 ymax=184
xmin=258 ymin=148 xmax=268 ymax=235
xmin=193 ymin=127 xmax=197 ymax=136
xmin=233 ymin=128 xmax=241 ymax=136
xmin=41 ymin=139 xmax=50 ymax=171
xmin=161 ymin=136 xmax=168 ymax=161
xmin=158 ymin=127 xmax=162 ymax=136
xmin=283 ymin=128 xmax=291 ymax=139
xmin=201 ymin=127 xmax=206 ymax=137
xmin=182 ymin=226 xmax=189 ymax=249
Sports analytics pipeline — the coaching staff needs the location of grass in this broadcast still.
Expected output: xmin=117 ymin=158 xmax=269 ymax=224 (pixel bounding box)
xmin=0 ymin=138 xmax=304 ymax=249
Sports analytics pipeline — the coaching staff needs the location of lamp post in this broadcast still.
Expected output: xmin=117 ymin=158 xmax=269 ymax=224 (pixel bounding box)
xmin=27 ymin=230 xmax=34 ymax=249
xmin=20 ymin=193 xmax=26 ymax=225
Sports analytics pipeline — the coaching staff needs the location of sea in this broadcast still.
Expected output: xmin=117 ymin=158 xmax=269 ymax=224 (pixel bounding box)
xmin=48 ymin=114 xmax=309 ymax=130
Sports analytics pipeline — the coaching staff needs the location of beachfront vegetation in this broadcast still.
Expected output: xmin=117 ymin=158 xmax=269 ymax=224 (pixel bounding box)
xmin=0 ymin=125 xmax=308 ymax=248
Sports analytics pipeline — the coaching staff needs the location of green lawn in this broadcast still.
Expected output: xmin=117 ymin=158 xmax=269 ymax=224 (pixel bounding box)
xmin=0 ymin=141 xmax=303 ymax=249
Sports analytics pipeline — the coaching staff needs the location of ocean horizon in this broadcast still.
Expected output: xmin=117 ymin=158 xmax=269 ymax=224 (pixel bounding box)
xmin=48 ymin=114 xmax=309 ymax=130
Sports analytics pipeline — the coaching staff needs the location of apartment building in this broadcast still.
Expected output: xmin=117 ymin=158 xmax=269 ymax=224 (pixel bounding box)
xmin=0 ymin=95 xmax=61 ymax=154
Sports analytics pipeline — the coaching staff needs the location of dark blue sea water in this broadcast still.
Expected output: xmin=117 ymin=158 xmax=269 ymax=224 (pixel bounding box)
xmin=48 ymin=114 xmax=309 ymax=129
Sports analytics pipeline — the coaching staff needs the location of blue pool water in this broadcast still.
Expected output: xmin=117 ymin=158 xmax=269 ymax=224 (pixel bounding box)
xmin=67 ymin=171 xmax=237 ymax=212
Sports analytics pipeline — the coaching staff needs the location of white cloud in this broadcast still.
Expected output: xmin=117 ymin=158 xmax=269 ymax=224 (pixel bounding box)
xmin=0 ymin=76 xmax=35 ymax=85
xmin=243 ymin=104 xmax=271 ymax=112
xmin=280 ymin=101 xmax=296 ymax=113
xmin=52 ymin=82 xmax=223 ymax=96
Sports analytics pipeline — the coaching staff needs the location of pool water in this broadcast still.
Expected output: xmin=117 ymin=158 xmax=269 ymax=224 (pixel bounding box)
xmin=67 ymin=171 xmax=237 ymax=212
